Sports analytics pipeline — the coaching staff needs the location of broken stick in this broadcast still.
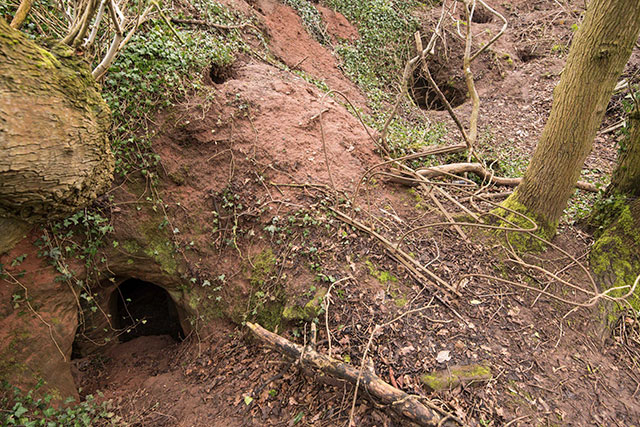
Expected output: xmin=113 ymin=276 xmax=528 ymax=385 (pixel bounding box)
xmin=247 ymin=322 xmax=461 ymax=427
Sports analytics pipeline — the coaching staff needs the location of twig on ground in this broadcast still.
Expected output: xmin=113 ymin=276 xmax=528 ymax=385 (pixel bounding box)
xmin=329 ymin=207 xmax=461 ymax=298
xmin=348 ymin=302 xmax=441 ymax=427
xmin=322 ymin=276 xmax=354 ymax=358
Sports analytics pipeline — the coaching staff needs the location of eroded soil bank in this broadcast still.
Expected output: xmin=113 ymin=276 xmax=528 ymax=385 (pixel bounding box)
xmin=2 ymin=0 xmax=639 ymax=425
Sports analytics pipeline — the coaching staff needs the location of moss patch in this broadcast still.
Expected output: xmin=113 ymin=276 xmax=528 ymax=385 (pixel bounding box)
xmin=490 ymin=194 xmax=555 ymax=252
xmin=282 ymin=287 xmax=327 ymax=321
xmin=137 ymin=214 xmax=180 ymax=276
xmin=590 ymin=202 xmax=640 ymax=318
xmin=247 ymin=248 xmax=285 ymax=330
xmin=365 ymin=260 xmax=397 ymax=285
xmin=421 ymin=364 xmax=492 ymax=391
xmin=250 ymin=248 xmax=276 ymax=287
xmin=408 ymin=188 xmax=428 ymax=210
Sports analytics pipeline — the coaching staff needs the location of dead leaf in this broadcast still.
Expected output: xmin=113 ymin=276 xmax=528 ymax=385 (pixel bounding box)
xmin=436 ymin=350 xmax=451 ymax=363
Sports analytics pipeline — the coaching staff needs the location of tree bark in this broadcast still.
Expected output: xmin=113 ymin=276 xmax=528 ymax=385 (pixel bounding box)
xmin=590 ymin=113 xmax=640 ymax=327
xmin=500 ymin=0 xmax=640 ymax=233
xmin=609 ymin=113 xmax=640 ymax=198
xmin=0 ymin=18 xmax=114 ymax=252
xmin=9 ymin=0 xmax=34 ymax=29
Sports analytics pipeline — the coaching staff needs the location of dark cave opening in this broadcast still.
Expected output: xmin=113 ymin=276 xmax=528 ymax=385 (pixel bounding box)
xmin=113 ymin=278 xmax=184 ymax=342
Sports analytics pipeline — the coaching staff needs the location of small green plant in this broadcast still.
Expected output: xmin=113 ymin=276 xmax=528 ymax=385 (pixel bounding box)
xmin=327 ymin=0 xmax=419 ymax=102
xmin=551 ymin=43 xmax=568 ymax=55
xmin=0 ymin=380 xmax=120 ymax=426
xmin=383 ymin=118 xmax=447 ymax=157
xmin=282 ymin=0 xmax=331 ymax=44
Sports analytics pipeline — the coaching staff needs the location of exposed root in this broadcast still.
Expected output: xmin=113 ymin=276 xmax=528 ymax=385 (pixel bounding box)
xmin=405 ymin=162 xmax=598 ymax=192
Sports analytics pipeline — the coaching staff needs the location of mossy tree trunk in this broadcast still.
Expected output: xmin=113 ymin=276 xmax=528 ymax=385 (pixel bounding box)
xmin=590 ymin=114 xmax=640 ymax=325
xmin=0 ymin=18 xmax=114 ymax=252
xmin=500 ymin=0 xmax=640 ymax=235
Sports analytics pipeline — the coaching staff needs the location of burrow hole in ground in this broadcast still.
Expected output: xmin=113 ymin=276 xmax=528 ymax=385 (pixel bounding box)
xmin=208 ymin=63 xmax=235 ymax=84
xmin=70 ymin=278 xmax=187 ymax=396
xmin=471 ymin=7 xmax=493 ymax=23
xmin=410 ymin=70 xmax=466 ymax=111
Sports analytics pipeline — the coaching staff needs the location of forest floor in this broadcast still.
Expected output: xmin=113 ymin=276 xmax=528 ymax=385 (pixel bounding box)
xmin=70 ymin=0 xmax=640 ymax=425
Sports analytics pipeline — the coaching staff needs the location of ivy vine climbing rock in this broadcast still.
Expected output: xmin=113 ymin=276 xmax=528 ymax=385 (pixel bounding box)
xmin=0 ymin=18 xmax=114 ymax=253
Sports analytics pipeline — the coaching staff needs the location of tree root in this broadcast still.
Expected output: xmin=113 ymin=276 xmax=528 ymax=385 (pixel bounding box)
xmin=388 ymin=163 xmax=597 ymax=192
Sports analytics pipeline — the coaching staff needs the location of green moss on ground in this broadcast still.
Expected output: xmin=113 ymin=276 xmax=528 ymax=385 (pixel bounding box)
xmin=365 ymin=260 xmax=397 ymax=285
xmin=247 ymin=248 xmax=286 ymax=330
xmin=250 ymin=248 xmax=276 ymax=287
xmin=282 ymin=287 xmax=327 ymax=321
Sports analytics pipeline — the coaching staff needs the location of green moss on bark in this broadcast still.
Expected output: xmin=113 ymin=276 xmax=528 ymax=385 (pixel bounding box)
xmin=490 ymin=194 xmax=556 ymax=252
xmin=590 ymin=202 xmax=640 ymax=316
xmin=0 ymin=18 xmax=114 ymax=227
xmin=421 ymin=364 xmax=492 ymax=391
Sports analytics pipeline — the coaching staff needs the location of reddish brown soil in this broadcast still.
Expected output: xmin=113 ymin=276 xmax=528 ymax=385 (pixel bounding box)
xmin=317 ymin=5 xmax=359 ymax=42
xmin=257 ymin=0 xmax=367 ymax=106
xmin=69 ymin=0 xmax=640 ymax=426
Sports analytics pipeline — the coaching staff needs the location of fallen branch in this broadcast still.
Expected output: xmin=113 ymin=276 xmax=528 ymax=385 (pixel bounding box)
xmin=413 ymin=163 xmax=598 ymax=192
xmin=10 ymin=0 xmax=35 ymax=29
xmin=246 ymin=322 xmax=461 ymax=427
xmin=351 ymin=143 xmax=468 ymax=207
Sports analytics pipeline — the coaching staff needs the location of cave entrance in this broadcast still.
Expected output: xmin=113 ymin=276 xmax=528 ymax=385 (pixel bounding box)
xmin=112 ymin=278 xmax=185 ymax=342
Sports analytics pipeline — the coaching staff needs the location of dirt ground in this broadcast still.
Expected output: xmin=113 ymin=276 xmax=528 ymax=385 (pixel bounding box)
xmin=71 ymin=0 xmax=640 ymax=425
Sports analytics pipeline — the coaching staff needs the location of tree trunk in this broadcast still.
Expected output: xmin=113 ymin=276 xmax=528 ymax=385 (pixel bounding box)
xmin=500 ymin=0 xmax=640 ymax=234
xmin=609 ymin=113 xmax=640 ymax=198
xmin=0 ymin=18 xmax=114 ymax=252
xmin=590 ymin=113 xmax=640 ymax=328
xmin=590 ymin=198 xmax=640 ymax=327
